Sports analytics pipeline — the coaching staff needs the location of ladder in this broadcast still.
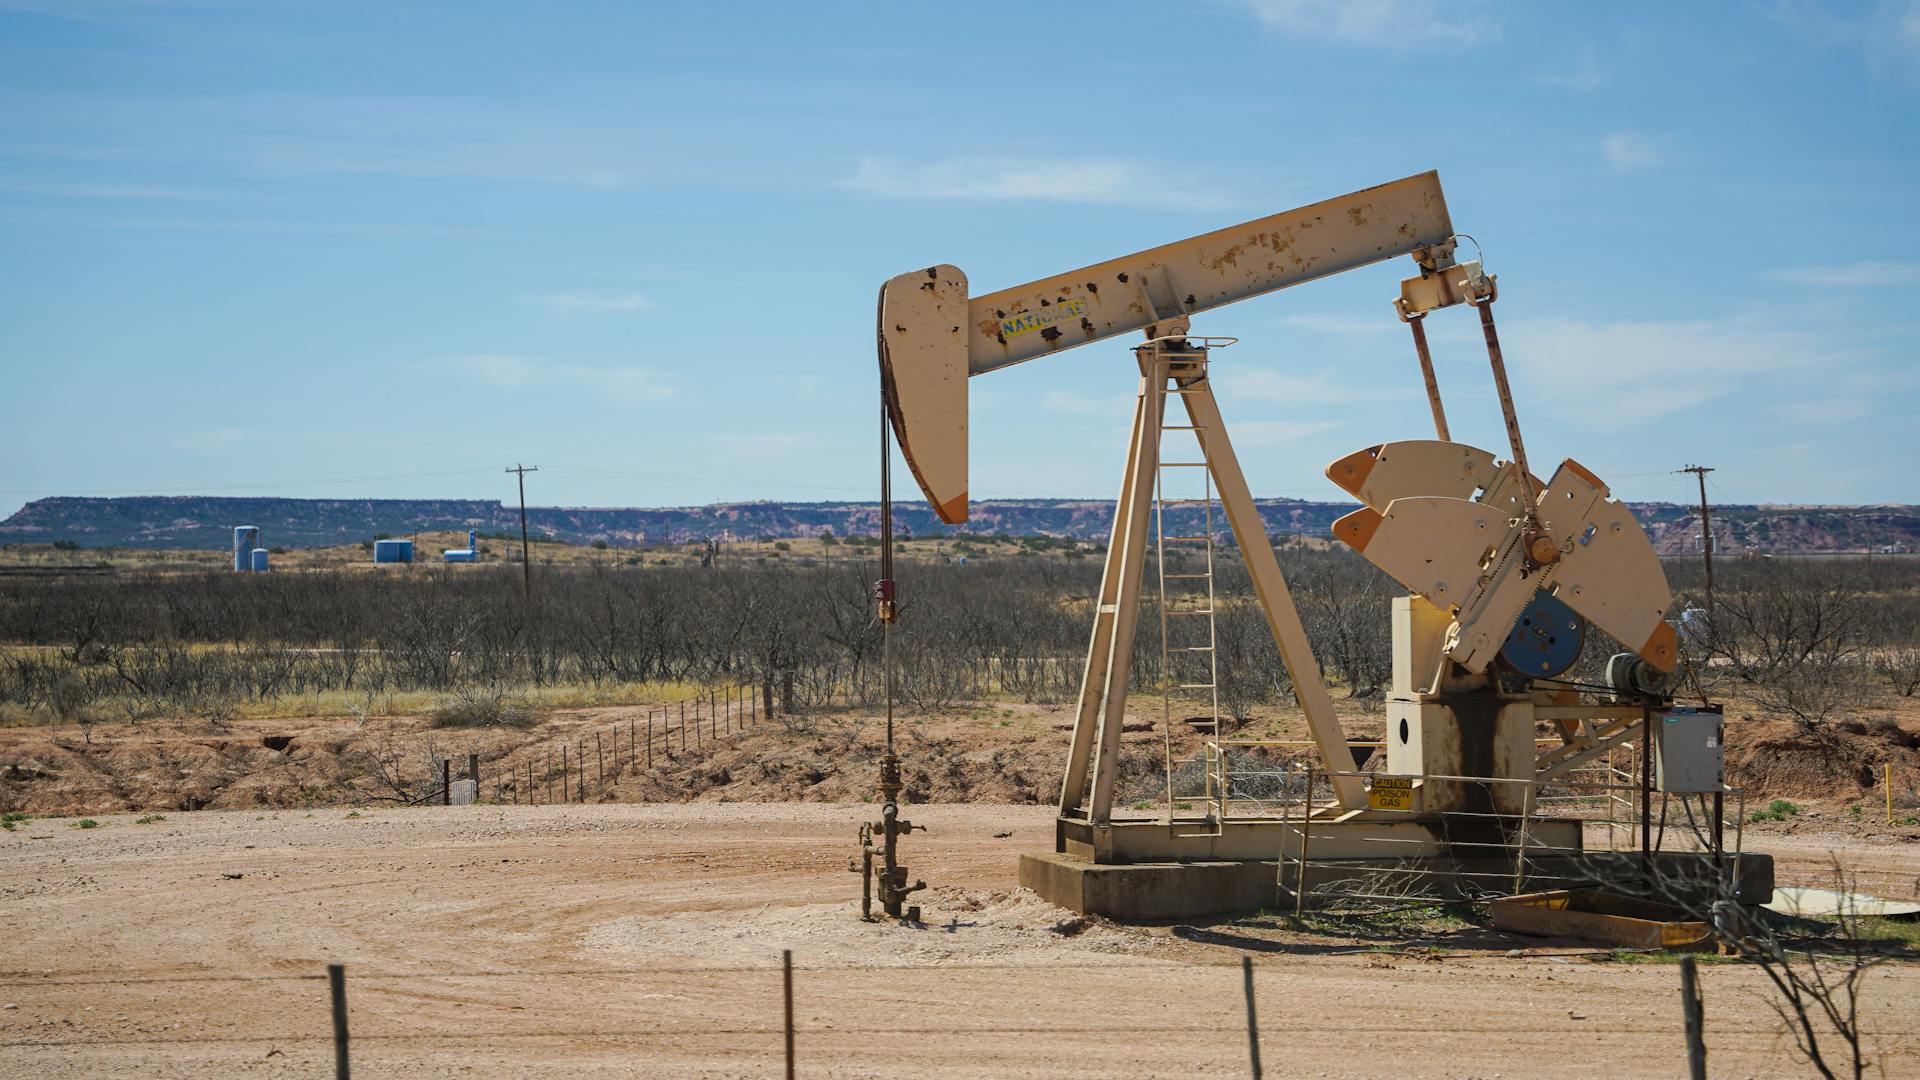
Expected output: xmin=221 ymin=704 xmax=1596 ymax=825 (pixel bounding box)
xmin=1152 ymin=350 xmax=1225 ymax=825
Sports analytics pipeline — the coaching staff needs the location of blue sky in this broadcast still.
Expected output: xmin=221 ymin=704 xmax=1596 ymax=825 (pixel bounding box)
xmin=2 ymin=1 xmax=1916 ymax=519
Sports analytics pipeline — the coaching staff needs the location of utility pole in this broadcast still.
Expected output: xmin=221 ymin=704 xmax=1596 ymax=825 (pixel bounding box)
xmin=1680 ymin=465 xmax=1714 ymax=613
xmin=505 ymin=464 xmax=538 ymax=600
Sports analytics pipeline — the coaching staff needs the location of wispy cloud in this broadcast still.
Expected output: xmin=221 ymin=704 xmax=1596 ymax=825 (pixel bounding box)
xmin=1231 ymin=368 xmax=1411 ymax=405
xmin=522 ymin=291 xmax=654 ymax=313
xmin=848 ymin=157 xmax=1239 ymax=211
xmin=1533 ymin=48 xmax=1607 ymax=92
xmin=1768 ymin=0 xmax=1920 ymax=83
xmin=0 ymin=181 xmax=207 ymax=199
xmin=1043 ymin=391 xmax=1135 ymax=417
xmin=1601 ymin=131 xmax=1664 ymax=172
xmin=1226 ymin=0 xmax=1498 ymax=49
xmin=173 ymin=427 xmax=255 ymax=451
xmin=1773 ymin=397 xmax=1871 ymax=424
xmin=1769 ymin=366 xmax=1920 ymax=425
xmin=1232 ymin=418 xmax=1340 ymax=444
xmin=1771 ymin=260 xmax=1920 ymax=286
xmin=1280 ymin=313 xmax=1395 ymax=336
xmin=448 ymin=355 xmax=677 ymax=403
xmin=1502 ymin=316 xmax=1833 ymax=423
xmin=1871 ymin=0 xmax=1920 ymax=79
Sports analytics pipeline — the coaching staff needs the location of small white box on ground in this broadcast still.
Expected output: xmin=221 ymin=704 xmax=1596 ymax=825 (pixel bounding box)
xmin=449 ymin=779 xmax=478 ymax=806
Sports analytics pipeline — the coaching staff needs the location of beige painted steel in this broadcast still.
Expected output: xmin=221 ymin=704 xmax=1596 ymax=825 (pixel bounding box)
xmin=1179 ymin=369 xmax=1365 ymax=810
xmin=1084 ymin=358 xmax=1166 ymax=822
xmin=1385 ymin=698 xmax=1536 ymax=814
xmin=1061 ymin=345 xmax=1362 ymax=819
xmin=1057 ymin=378 xmax=1152 ymax=817
xmin=1327 ymin=440 xmax=1499 ymax=510
xmin=877 ymin=172 xmax=1457 ymax=524
xmin=1061 ymin=814 xmax=1582 ymax=863
xmin=963 ymin=172 xmax=1453 ymax=376
xmin=1333 ymin=455 xmax=1677 ymax=673
xmin=1395 ymin=259 xmax=1494 ymax=319
xmin=1390 ymin=594 xmax=1455 ymax=696
xmin=877 ymin=265 xmax=971 ymax=522
xmin=1534 ymin=713 xmax=1643 ymax=781
xmin=1552 ymin=494 xmax=1678 ymax=669
xmin=1345 ymin=494 xmax=1520 ymax=622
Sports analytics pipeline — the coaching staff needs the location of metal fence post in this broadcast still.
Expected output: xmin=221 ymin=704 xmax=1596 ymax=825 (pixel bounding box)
xmin=1241 ymin=954 xmax=1262 ymax=1079
xmin=327 ymin=963 xmax=350 ymax=1080
xmin=1680 ymin=955 xmax=1706 ymax=1080
xmin=1295 ymin=764 xmax=1314 ymax=917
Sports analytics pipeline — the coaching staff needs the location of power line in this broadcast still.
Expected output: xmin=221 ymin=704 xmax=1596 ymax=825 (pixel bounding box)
xmin=0 ymin=466 xmax=504 ymax=498
xmin=545 ymin=464 xmax=870 ymax=495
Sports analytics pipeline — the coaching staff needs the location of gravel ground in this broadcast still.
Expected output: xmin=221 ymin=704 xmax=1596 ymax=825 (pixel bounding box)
xmin=1 ymin=802 xmax=1916 ymax=1078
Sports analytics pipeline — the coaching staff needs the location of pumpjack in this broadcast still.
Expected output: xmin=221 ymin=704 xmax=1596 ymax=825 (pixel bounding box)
xmin=875 ymin=172 xmax=1764 ymax=918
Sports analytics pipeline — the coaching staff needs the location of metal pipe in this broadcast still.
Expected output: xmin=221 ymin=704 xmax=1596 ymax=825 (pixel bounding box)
xmin=1473 ymin=298 xmax=1539 ymax=510
xmin=1406 ymin=314 xmax=1450 ymax=440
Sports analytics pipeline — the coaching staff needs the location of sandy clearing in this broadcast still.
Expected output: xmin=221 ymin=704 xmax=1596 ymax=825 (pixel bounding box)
xmin=1 ymin=803 xmax=1915 ymax=1079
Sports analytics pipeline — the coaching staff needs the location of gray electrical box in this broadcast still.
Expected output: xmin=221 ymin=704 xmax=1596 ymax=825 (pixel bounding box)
xmin=1655 ymin=707 xmax=1724 ymax=793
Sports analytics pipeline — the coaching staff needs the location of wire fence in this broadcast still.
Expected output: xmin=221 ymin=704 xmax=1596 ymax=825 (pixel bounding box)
xmin=452 ymin=681 xmax=769 ymax=806
xmin=6 ymin=952 xmax=1874 ymax=1071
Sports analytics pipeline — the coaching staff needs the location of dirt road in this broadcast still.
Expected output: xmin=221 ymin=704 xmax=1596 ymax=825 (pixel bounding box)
xmin=2 ymin=804 xmax=1915 ymax=1079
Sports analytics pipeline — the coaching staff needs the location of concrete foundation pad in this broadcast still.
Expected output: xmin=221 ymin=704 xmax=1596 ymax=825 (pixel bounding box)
xmin=1020 ymin=849 xmax=1774 ymax=921
xmin=1019 ymin=852 xmax=1279 ymax=920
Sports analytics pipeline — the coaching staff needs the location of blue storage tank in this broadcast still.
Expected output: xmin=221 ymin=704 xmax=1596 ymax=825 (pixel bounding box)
xmin=373 ymin=538 xmax=414 ymax=564
xmin=233 ymin=526 xmax=260 ymax=572
xmin=443 ymin=529 xmax=478 ymax=563
xmin=250 ymin=548 xmax=270 ymax=572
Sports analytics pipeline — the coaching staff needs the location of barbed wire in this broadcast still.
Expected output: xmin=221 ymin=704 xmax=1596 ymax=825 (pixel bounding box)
xmin=8 ymin=1022 xmax=1863 ymax=1050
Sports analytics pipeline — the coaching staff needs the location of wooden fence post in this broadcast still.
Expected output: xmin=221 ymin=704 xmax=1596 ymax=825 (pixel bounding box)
xmin=440 ymin=758 xmax=451 ymax=807
xmin=596 ymin=731 xmax=604 ymax=788
xmin=578 ymin=743 xmax=587 ymax=801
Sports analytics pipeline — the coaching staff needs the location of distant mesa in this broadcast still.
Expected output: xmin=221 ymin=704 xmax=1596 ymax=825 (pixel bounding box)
xmin=1 ymin=494 xmax=1916 ymax=555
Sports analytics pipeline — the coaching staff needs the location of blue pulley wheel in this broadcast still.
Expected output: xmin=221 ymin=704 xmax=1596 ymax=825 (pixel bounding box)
xmin=1499 ymin=587 xmax=1585 ymax=678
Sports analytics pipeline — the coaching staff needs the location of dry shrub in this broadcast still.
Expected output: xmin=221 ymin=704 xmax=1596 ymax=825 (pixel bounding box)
xmin=428 ymin=686 xmax=535 ymax=729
